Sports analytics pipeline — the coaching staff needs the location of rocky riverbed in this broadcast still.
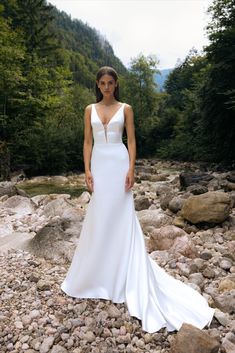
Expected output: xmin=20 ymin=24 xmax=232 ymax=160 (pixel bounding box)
xmin=0 ymin=159 xmax=235 ymax=353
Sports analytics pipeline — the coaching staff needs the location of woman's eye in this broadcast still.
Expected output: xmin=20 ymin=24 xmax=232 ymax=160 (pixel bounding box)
xmin=100 ymin=81 xmax=114 ymax=85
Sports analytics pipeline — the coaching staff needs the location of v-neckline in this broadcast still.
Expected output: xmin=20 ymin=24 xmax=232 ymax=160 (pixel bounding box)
xmin=94 ymin=103 xmax=123 ymax=127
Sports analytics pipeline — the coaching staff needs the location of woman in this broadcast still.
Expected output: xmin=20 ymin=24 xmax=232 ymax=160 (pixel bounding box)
xmin=83 ymin=67 xmax=136 ymax=194
xmin=61 ymin=66 xmax=214 ymax=333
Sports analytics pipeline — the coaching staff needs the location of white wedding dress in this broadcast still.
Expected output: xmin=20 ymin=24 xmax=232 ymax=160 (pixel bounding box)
xmin=61 ymin=102 xmax=215 ymax=333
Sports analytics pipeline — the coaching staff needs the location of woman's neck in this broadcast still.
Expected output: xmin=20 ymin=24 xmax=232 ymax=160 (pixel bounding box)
xmin=100 ymin=98 xmax=118 ymax=106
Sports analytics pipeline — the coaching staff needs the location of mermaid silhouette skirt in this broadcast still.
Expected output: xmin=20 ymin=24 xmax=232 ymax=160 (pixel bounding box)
xmin=61 ymin=103 xmax=214 ymax=333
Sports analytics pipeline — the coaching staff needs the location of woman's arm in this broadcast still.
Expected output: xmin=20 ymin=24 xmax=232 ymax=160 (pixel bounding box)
xmin=124 ymin=104 xmax=136 ymax=190
xmin=83 ymin=105 xmax=94 ymax=192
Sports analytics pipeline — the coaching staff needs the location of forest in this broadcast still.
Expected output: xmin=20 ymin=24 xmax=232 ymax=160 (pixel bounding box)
xmin=0 ymin=0 xmax=234 ymax=179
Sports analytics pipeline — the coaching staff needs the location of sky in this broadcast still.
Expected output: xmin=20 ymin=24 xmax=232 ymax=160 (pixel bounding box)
xmin=48 ymin=0 xmax=214 ymax=70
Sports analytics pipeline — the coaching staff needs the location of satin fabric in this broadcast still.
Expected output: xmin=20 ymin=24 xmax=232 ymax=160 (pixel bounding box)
xmin=61 ymin=102 xmax=214 ymax=333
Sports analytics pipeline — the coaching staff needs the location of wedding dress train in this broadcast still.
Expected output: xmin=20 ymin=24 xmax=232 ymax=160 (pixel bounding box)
xmin=61 ymin=102 xmax=214 ymax=333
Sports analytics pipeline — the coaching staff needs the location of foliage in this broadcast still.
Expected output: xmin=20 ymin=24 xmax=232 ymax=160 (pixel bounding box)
xmin=121 ymin=54 xmax=161 ymax=157
xmin=1 ymin=0 xmax=234 ymax=180
xmin=199 ymin=0 xmax=235 ymax=161
xmin=154 ymin=0 xmax=235 ymax=163
xmin=0 ymin=0 xmax=125 ymax=178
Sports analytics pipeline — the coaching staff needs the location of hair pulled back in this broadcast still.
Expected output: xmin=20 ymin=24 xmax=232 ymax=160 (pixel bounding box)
xmin=95 ymin=66 xmax=120 ymax=102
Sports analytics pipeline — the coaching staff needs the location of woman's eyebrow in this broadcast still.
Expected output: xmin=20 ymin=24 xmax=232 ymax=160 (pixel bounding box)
xmin=100 ymin=80 xmax=114 ymax=83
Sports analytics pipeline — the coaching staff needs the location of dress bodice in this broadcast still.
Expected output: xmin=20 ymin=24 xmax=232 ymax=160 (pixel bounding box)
xmin=91 ymin=103 xmax=125 ymax=144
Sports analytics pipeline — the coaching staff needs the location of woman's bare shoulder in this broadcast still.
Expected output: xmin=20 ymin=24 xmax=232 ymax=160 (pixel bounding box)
xmin=84 ymin=104 xmax=93 ymax=112
xmin=123 ymin=103 xmax=133 ymax=110
xmin=123 ymin=103 xmax=133 ymax=115
xmin=83 ymin=105 xmax=93 ymax=125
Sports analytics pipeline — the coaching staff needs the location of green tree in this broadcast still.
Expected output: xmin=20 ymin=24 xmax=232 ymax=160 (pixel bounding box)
xmin=0 ymin=5 xmax=26 ymax=179
xmin=199 ymin=0 xmax=235 ymax=161
xmin=0 ymin=0 xmax=128 ymax=178
xmin=155 ymin=50 xmax=210 ymax=161
xmin=121 ymin=53 xmax=160 ymax=157
xmin=1 ymin=0 xmax=58 ymax=59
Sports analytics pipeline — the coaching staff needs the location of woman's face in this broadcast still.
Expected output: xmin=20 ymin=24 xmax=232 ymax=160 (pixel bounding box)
xmin=96 ymin=74 xmax=117 ymax=97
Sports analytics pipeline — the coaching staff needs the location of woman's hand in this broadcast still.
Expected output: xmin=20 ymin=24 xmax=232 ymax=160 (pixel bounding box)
xmin=85 ymin=170 xmax=94 ymax=192
xmin=125 ymin=168 xmax=135 ymax=191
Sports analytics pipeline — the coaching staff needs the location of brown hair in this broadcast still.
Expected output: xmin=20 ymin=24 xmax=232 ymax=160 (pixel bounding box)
xmin=95 ymin=66 xmax=120 ymax=102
